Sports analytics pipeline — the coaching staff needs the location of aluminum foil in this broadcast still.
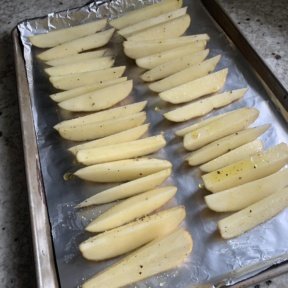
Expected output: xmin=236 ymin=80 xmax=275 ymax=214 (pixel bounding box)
xmin=17 ymin=0 xmax=288 ymax=287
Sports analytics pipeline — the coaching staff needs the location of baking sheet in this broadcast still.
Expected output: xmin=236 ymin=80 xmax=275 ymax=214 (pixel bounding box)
xmin=17 ymin=0 xmax=288 ymax=287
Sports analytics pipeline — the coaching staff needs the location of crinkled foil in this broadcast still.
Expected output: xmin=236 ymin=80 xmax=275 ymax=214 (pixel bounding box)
xmin=17 ymin=0 xmax=288 ymax=287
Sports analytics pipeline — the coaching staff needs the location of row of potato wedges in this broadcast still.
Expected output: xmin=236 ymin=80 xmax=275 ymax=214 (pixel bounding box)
xmin=29 ymin=1 xmax=195 ymax=287
xmin=175 ymin=107 xmax=288 ymax=239
xmin=112 ymin=5 xmax=288 ymax=242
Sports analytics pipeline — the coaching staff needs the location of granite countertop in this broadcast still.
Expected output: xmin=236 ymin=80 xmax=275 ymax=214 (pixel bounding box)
xmin=219 ymin=0 xmax=288 ymax=91
xmin=0 ymin=0 xmax=287 ymax=287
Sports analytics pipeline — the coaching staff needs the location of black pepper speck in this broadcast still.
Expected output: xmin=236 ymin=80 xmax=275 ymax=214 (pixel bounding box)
xmin=275 ymin=54 xmax=281 ymax=60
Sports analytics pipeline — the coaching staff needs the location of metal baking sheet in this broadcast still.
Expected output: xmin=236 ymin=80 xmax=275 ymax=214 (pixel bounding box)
xmin=16 ymin=0 xmax=288 ymax=287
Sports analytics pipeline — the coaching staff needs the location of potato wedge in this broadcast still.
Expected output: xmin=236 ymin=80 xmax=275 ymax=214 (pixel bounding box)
xmin=38 ymin=28 xmax=115 ymax=61
xmin=189 ymin=139 xmax=263 ymax=167
xmin=202 ymin=143 xmax=288 ymax=193
xmin=186 ymin=124 xmax=269 ymax=164
xmin=74 ymin=158 xmax=172 ymax=182
xmin=118 ymin=7 xmax=187 ymax=38
xmin=58 ymin=80 xmax=132 ymax=112
xmin=45 ymin=56 xmax=114 ymax=77
xmin=45 ymin=49 xmax=109 ymax=66
xmin=49 ymin=66 xmax=125 ymax=90
xmin=86 ymin=186 xmax=177 ymax=232
xmin=205 ymin=169 xmax=288 ymax=212
xmin=218 ymin=186 xmax=288 ymax=239
xmin=50 ymin=77 xmax=127 ymax=102
xmin=183 ymin=107 xmax=259 ymax=151
xmin=164 ymin=88 xmax=246 ymax=122
xmin=176 ymin=111 xmax=232 ymax=137
xmin=54 ymin=101 xmax=146 ymax=130
xmin=149 ymin=55 xmax=220 ymax=92
xmin=69 ymin=124 xmax=149 ymax=155
xmin=167 ymin=88 xmax=242 ymax=122
xmin=109 ymin=0 xmax=183 ymax=29
xmin=141 ymin=49 xmax=209 ymax=82
xmin=77 ymin=135 xmax=166 ymax=165
xmin=136 ymin=41 xmax=207 ymax=69
xmin=80 ymin=206 xmax=185 ymax=261
xmin=127 ymin=14 xmax=190 ymax=41
xmin=200 ymin=138 xmax=265 ymax=172
xmin=83 ymin=228 xmax=192 ymax=288
xmin=29 ymin=19 xmax=107 ymax=48
xmin=124 ymin=34 xmax=209 ymax=59
xmin=57 ymin=112 xmax=146 ymax=141
xmin=160 ymin=69 xmax=228 ymax=104
xmin=76 ymin=169 xmax=171 ymax=207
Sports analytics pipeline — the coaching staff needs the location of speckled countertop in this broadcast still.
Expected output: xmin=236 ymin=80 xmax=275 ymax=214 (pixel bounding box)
xmin=0 ymin=0 xmax=287 ymax=287
xmin=218 ymin=0 xmax=288 ymax=91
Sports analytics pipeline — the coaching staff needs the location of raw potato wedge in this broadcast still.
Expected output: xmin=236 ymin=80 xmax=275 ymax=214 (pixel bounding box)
xmin=165 ymin=88 xmax=246 ymax=122
xmin=127 ymin=14 xmax=191 ymax=41
xmin=109 ymin=0 xmax=183 ymax=29
xmin=124 ymin=34 xmax=209 ymax=59
xmin=149 ymin=55 xmax=220 ymax=92
xmin=218 ymin=186 xmax=288 ymax=239
xmin=160 ymin=69 xmax=228 ymax=104
xmin=82 ymin=228 xmax=192 ymax=288
xmin=55 ymin=101 xmax=146 ymax=130
xmin=86 ymin=186 xmax=177 ymax=232
xmin=141 ymin=49 xmax=209 ymax=82
xmin=80 ymin=206 xmax=185 ymax=261
xmin=176 ymin=111 xmax=232 ymax=136
xmin=74 ymin=158 xmax=172 ymax=182
xmin=136 ymin=41 xmax=207 ymax=69
xmin=29 ymin=19 xmax=107 ymax=48
xmin=50 ymin=77 xmax=127 ymax=102
xmin=118 ymin=7 xmax=188 ymax=38
xmin=38 ymin=28 xmax=115 ymax=61
xmin=58 ymin=80 xmax=133 ymax=112
xmin=45 ymin=49 xmax=109 ymax=66
xmin=183 ymin=108 xmax=259 ymax=151
xmin=77 ymin=135 xmax=166 ymax=165
xmin=165 ymin=87 xmax=243 ymax=122
xmin=205 ymin=169 xmax=288 ymax=212
xmin=69 ymin=124 xmax=149 ymax=155
xmin=200 ymin=139 xmax=265 ymax=172
xmin=45 ymin=56 xmax=114 ymax=77
xmin=189 ymin=138 xmax=263 ymax=167
xmin=186 ymin=124 xmax=269 ymax=164
xmin=202 ymin=143 xmax=288 ymax=193
xmin=49 ymin=66 xmax=126 ymax=90
xmin=57 ymin=112 xmax=146 ymax=141
xmin=76 ymin=169 xmax=171 ymax=207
